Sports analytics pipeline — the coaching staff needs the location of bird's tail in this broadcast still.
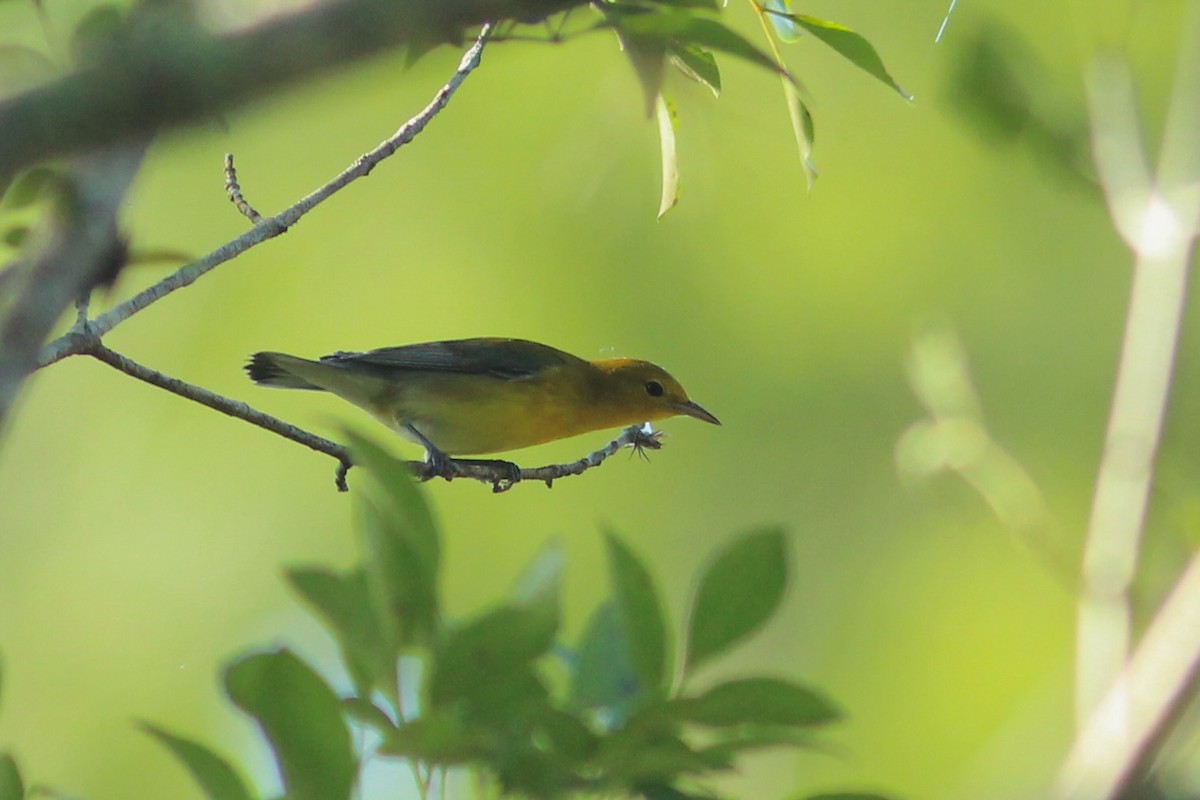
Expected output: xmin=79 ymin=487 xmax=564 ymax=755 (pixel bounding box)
xmin=245 ymin=352 xmax=325 ymax=390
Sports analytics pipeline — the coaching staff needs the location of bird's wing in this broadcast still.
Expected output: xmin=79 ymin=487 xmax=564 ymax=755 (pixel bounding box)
xmin=318 ymin=338 xmax=586 ymax=380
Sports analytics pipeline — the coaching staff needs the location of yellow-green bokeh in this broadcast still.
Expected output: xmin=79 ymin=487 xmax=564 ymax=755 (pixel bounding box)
xmin=1 ymin=1 xmax=1197 ymax=798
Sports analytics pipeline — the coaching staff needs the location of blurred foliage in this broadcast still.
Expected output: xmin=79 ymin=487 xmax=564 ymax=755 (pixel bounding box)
xmin=0 ymin=436 xmax=891 ymax=800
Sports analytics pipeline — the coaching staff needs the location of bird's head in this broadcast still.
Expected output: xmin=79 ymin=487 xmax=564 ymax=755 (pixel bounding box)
xmin=591 ymin=359 xmax=720 ymax=426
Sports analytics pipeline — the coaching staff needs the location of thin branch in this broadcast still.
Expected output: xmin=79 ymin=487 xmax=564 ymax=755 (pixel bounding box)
xmin=1075 ymin=47 xmax=1200 ymax=736
xmin=224 ymin=153 xmax=262 ymax=223
xmin=37 ymin=22 xmax=495 ymax=369
xmin=1054 ymin=550 xmax=1200 ymax=800
xmin=420 ymin=424 xmax=664 ymax=492
xmin=85 ymin=340 xmax=354 ymax=491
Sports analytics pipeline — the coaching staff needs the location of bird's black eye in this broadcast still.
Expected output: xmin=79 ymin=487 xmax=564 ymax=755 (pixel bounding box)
xmin=645 ymin=380 xmax=664 ymax=397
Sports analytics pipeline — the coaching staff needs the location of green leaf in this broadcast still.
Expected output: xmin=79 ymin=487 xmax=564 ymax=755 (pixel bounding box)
xmin=656 ymin=95 xmax=680 ymax=219
xmin=69 ymin=4 xmax=126 ymax=67
xmin=429 ymin=605 xmax=556 ymax=708
xmin=140 ymin=723 xmax=253 ymax=800
xmin=379 ymin=711 xmax=492 ymax=763
xmin=668 ymin=44 xmax=720 ymax=96
xmin=806 ymin=795 xmax=895 ymax=800
xmin=512 ymin=540 xmax=564 ymax=619
xmin=0 ymin=753 xmax=23 ymax=800
xmin=340 ymin=697 xmax=397 ymax=736
xmin=2 ymin=227 xmax=29 ymax=249
xmin=763 ymin=0 xmax=801 ymax=42
xmin=286 ymin=566 xmax=387 ymax=699
xmin=344 ymin=430 xmax=440 ymax=581
xmin=2 ymin=166 xmax=57 ymax=210
xmin=605 ymin=531 xmax=670 ymax=698
xmin=570 ymin=601 xmax=640 ymax=719
xmin=790 ymin=15 xmax=910 ymax=99
xmin=619 ymin=12 xmax=788 ymax=81
xmin=619 ymin=30 xmax=668 ymax=118
xmin=224 ymin=650 xmax=355 ymax=800
xmin=639 ymin=783 xmax=719 ymax=800
xmin=675 ymin=677 xmax=840 ymax=727
xmin=346 ymin=430 xmax=441 ymax=652
xmin=685 ymin=528 xmax=788 ymax=673
xmin=596 ymin=732 xmax=718 ymax=781
xmin=785 ymin=89 xmax=818 ymax=189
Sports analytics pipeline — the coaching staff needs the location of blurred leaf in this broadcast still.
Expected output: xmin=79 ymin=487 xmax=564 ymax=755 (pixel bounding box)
xmin=286 ymin=566 xmax=387 ymax=698
xmin=763 ymin=0 xmax=801 ymax=42
xmin=429 ymin=605 xmax=556 ymax=708
xmin=0 ymin=754 xmax=22 ymax=800
xmin=685 ymin=528 xmax=788 ymax=673
xmin=139 ymin=723 xmax=253 ymax=800
xmin=619 ymin=30 xmax=667 ymax=118
xmin=639 ymin=783 xmax=719 ymax=800
xmin=750 ymin=10 xmax=817 ymax=187
xmin=597 ymin=731 xmax=719 ymax=781
xmin=225 ymin=650 xmax=354 ymax=800
xmin=538 ymin=707 xmax=598 ymax=761
xmin=946 ymin=24 xmax=1092 ymax=186
xmin=69 ymin=4 xmax=125 ymax=67
xmin=656 ymin=95 xmax=680 ymax=218
xmin=616 ymin=11 xmax=787 ymax=82
xmin=345 ymin=430 xmax=440 ymax=578
xmin=125 ymin=247 xmax=194 ymax=266
xmin=570 ymin=601 xmax=640 ymax=720
xmin=346 ymin=431 xmax=441 ymax=651
xmin=700 ymin=728 xmax=825 ymax=764
xmin=668 ymin=44 xmax=720 ymax=96
xmin=379 ymin=711 xmax=491 ymax=763
xmin=2 ymin=227 xmax=29 ymax=249
xmin=511 ymin=539 xmax=564 ymax=619
xmin=340 ymin=697 xmax=397 ymax=736
xmin=605 ymin=531 xmax=670 ymax=698
xmin=783 ymin=79 xmax=817 ymax=188
xmin=806 ymin=795 xmax=895 ymax=800
xmin=788 ymin=15 xmax=910 ymax=99
xmin=0 ymin=46 xmax=58 ymax=96
xmin=674 ymin=677 xmax=840 ymax=727
xmin=1 ymin=166 xmax=57 ymax=210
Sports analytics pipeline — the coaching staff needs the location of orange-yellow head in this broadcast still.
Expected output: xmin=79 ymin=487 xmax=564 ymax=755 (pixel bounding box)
xmin=588 ymin=358 xmax=721 ymax=428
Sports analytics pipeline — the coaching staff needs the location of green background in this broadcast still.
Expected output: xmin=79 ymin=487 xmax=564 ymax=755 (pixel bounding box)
xmin=1 ymin=0 xmax=1197 ymax=798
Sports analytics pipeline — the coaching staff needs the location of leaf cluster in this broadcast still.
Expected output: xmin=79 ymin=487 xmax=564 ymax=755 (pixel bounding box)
xmin=63 ymin=430 xmax=881 ymax=800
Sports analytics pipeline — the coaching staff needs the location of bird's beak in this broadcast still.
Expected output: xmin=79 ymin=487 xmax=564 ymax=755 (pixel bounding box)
xmin=674 ymin=400 xmax=721 ymax=425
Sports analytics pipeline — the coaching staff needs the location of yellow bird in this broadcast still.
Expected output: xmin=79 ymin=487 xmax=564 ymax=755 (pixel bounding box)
xmin=246 ymin=337 xmax=719 ymax=465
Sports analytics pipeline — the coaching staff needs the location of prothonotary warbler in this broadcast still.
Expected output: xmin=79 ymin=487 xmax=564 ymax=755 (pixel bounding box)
xmin=246 ymin=337 xmax=719 ymax=466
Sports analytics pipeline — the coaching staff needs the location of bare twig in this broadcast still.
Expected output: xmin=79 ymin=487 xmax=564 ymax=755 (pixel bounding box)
xmin=0 ymin=142 xmax=147 ymax=433
xmin=224 ymin=154 xmax=262 ymax=223
xmin=419 ymin=425 xmax=664 ymax=492
xmin=85 ymin=340 xmax=354 ymax=491
xmin=37 ymin=23 xmax=495 ymax=369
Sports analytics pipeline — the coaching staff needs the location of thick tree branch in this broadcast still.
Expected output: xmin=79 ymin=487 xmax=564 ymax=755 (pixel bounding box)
xmin=0 ymin=142 xmax=147 ymax=433
xmin=0 ymin=0 xmax=581 ymax=178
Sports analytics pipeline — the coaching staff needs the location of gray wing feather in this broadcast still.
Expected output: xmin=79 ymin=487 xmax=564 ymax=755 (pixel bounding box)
xmin=318 ymin=338 xmax=584 ymax=379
